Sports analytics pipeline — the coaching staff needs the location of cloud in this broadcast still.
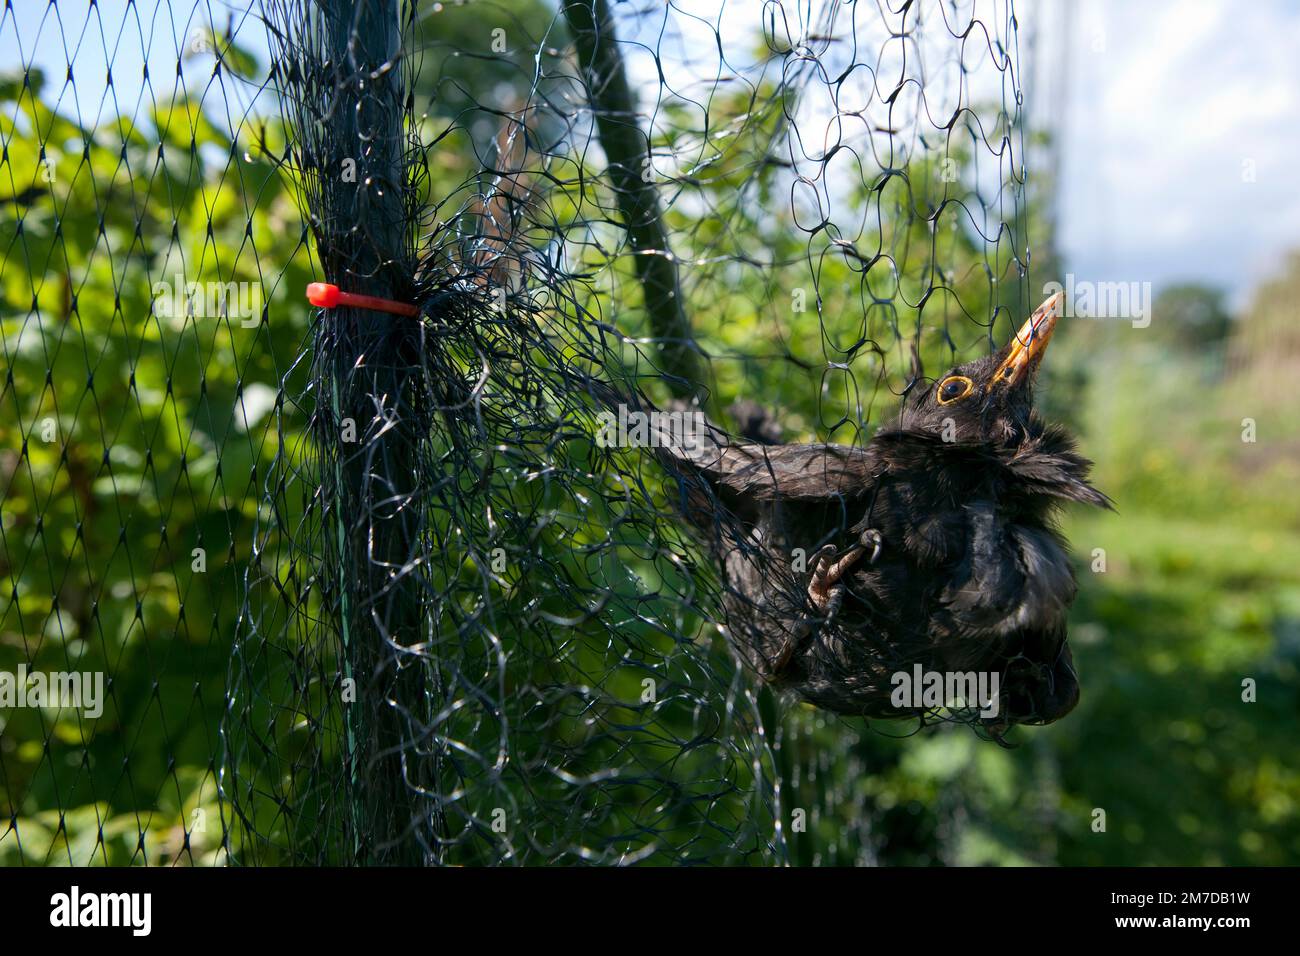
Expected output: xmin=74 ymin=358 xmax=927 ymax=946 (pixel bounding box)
xmin=1057 ymin=0 xmax=1300 ymax=305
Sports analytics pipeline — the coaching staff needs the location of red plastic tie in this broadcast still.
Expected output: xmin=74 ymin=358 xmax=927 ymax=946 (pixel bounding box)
xmin=306 ymin=282 xmax=418 ymax=318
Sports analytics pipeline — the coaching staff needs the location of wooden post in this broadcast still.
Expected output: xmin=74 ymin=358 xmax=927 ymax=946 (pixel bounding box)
xmin=318 ymin=0 xmax=433 ymax=864
xmin=562 ymin=0 xmax=706 ymax=400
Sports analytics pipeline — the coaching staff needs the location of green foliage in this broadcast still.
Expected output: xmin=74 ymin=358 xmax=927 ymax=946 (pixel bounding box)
xmin=0 ymin=61 xmax=315 ymax=864
xmin=3 ymin=8 xmax=1295 ymax=867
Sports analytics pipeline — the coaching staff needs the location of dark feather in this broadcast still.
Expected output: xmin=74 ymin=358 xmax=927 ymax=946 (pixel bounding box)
xmin=589 ymin=320 xmax=1108 ymax=732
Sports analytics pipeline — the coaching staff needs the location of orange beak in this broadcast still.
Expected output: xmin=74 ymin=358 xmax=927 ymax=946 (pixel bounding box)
xmin=992 ymin=292 xmax=1064 ymax=387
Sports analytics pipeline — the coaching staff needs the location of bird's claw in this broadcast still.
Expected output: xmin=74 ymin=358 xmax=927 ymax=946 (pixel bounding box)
xmin=773 ymin=531 xmax=884 ymax=679
xmin=806 ymin=544 xmax=842 ymax=614
xmin=859 ymin=528 xmax=883 ymax=564
xmin=769 ymin=546 xmax=840 ymax=679
xmin=806 ymin=529 xmax=883 ymax=613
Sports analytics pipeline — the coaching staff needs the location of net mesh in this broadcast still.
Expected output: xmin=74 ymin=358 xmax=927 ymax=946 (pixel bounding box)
xmin=0 ymin=0 xmax=1031 ymax=866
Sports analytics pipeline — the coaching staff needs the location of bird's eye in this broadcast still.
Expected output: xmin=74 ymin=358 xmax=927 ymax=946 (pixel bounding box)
xmin=936 ymin=375 xmax=974 ymax=405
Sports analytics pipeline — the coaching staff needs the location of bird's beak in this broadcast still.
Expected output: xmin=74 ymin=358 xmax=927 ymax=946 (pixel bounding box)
xmin=992 ymin=292 xmax=1064 ymax=387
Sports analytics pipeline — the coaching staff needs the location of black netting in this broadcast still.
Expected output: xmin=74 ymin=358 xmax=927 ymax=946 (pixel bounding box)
xmin=2 ymin=0 xmax=1038 ymax=866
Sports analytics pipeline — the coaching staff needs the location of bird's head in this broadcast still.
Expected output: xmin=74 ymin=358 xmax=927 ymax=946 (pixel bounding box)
xmin=900 ymin=292 xmax=1065 ymax=446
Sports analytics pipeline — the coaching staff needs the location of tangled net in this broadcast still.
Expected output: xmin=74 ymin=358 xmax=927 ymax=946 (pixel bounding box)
xmin=1 ymin=0 xmax=1032 ymax=866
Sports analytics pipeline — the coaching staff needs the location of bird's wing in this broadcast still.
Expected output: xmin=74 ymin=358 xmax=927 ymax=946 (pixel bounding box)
xmin=939 ymin=505 xmax=1076 ymax=639
xmin=874 ymin=427 xmax=1113 ymax=510
xmin=868 ymin=428 xmax=996 ymax=472
xmin=1002 ymin=426 xmax=1114 ymax=510
xmin=670 ymin=440 xmax=878 ymax=502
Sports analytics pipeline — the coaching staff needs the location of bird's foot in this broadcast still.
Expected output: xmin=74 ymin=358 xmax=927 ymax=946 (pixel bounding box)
xmin=768 ymin=547 xmax=842 ymax=679
xmin=858 ymin=528 xmax=883 ymax=564
xmin=806 ymin=544 xmax=845 ymax=614
xmin=770 ymin=531 xmax=884 ymax=680
xmin=807 ymin=529 xmax=882 ymax=614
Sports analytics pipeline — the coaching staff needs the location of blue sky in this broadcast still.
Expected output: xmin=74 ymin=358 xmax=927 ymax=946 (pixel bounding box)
xmin=0 ymin=0 xmax=267 ymax=135
xmin=1044 ymin=0 xmax=1300 ymax=306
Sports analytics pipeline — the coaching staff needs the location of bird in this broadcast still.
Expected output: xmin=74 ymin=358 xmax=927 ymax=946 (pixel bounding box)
xmin=652 ymin=292 xmax=1110 ymax=732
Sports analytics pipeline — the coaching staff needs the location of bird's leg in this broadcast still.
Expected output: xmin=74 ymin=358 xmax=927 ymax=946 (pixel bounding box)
xmin=806 ymin=544 xmax=849 ymax=614
xmin=769 ymin=530 xmax=884 ymax=678
xmin=807 ymin=529 xmax=883 ymax=614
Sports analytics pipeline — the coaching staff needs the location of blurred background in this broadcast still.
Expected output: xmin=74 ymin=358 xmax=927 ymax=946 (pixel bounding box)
xmin=1 ymin=0 xmax=1297 ymax=865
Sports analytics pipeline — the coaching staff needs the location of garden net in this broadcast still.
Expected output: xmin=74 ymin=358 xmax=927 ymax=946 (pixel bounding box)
xmin=0 ymin=0 xmax=1032 ymax=865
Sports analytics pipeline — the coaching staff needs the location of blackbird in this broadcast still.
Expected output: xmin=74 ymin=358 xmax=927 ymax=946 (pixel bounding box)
xmin=657 ymin=292 xmax=1110 ymax=731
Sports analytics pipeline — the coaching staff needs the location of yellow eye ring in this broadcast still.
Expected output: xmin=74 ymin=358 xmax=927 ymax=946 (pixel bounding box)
xmin=936 ymin=375 xmax=974 ymax=405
